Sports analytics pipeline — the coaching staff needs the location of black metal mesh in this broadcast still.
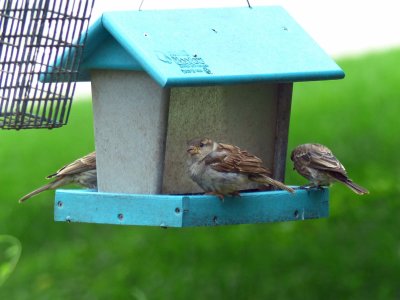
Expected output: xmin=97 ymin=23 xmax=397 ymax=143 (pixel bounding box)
xmin=0 ymin=0 xmax=94 ymax=129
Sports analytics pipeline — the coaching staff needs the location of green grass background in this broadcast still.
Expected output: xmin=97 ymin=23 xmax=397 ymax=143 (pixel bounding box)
xmin=1 ymin=48 xmax=399 ymax=299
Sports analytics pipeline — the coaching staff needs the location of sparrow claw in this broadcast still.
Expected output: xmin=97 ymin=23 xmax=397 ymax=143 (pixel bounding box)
xmin=204 ymin=191 xmax=225 ymax=201
xmin=298 ymin=184 xmax=314 ymax=195
xmin=229 ymin=191 xmax=241 ymax=198
xmin=299 ymin=184 xmax=313 ymax=190
xmin=316 ymin=185 xmax=330 ymax=191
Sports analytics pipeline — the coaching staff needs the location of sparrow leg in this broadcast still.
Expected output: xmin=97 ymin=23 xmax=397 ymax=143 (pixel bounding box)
xmin=298 ymin=184 xmax=315 ymax=195
xmin=228 ymin=191 xmax=241 ymax=198
xmin=298 ymin=184 xmax=313 ymax=190
xmin=316 ymin=185 xmax=328 ymax=191
xmin=204 ymin=191 xmax=225 ymax=201
xmin=257 ymin=185 xmax=270 ymax=191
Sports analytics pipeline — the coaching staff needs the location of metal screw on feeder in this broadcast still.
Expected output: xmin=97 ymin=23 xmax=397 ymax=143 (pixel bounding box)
xmin=0 ymin=0 xmax=95 ymax=130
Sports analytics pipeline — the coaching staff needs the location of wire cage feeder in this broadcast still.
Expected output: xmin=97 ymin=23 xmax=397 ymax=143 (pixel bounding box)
xmin=0 ymin=0 xmax=94 ymax=129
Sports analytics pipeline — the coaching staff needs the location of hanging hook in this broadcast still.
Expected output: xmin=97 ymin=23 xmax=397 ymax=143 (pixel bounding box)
xmin=138 ymin=0 xmax=145 ymax=11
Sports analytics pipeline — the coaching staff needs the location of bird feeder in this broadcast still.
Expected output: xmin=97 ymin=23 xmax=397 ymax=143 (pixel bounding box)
xmin=50 ymin=6 xmax=344 ymax=227
xmin=0 ymin=0 xmax=94 ymax=129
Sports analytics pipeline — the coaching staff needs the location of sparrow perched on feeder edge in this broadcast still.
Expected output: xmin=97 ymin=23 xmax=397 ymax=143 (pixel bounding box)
xmin=19 ymin=151 xmax=97 ymax=203
xmin=186 ymin=138 xmax=295 ymax=199
xmin=290 ymin=143 xmax=369 ymax=195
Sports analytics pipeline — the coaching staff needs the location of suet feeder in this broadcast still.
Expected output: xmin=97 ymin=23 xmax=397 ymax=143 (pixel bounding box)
xmin=49 ymin=6 xmax=344 ymax=227
xmin=0 ymin=0 xmax=94 ymax=129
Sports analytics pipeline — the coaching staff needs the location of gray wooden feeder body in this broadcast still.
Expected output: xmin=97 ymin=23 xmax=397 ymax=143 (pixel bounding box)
xmin=48 ymin=6 xmax=344 ymax=227
xmin=92 ymin=72 xmax=292 ymax=195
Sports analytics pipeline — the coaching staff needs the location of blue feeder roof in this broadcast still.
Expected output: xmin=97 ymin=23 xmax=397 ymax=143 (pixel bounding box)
xmin=49 ymin=6 xmax=345 ymax=87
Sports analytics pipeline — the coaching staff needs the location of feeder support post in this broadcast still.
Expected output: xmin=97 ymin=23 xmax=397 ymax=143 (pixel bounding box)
xmin=273 ymin=83 xmax=293 ymax=182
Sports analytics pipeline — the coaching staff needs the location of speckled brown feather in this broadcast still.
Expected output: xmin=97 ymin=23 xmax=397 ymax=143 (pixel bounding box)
xmin=208 ymin=143 xmax=272 ymax=176
xmin=188 ymin=138 xmax=294 ymax=194
xmin=291 ymin=144 xmax=346 ymax=178
xmin=19 ymin=152 xmax=97 ymax=203
xmin=291 ymin=143 xmax=368 ymax=194
xmin=294 ymin=144 xmax=345 ymax=172
xmin=47 ymin=151 xmax=96 ymax=178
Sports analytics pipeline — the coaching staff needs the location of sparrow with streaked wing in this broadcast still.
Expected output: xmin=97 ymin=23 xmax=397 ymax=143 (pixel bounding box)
xmin=291 ymin=143 xmax=368 ymax=194
xmin=19 ymin=151 xmax=97 ymax=203
xmin=186 ymin=138 xmax=295 ymax=199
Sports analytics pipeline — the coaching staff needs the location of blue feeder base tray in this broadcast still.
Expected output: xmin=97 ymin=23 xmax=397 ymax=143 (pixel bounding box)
xmin=54 ymin=188 xmax=329 ymax=227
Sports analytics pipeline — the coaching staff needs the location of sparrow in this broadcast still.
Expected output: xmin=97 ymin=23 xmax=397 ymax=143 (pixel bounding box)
xmin=290 ymin=143 xmax=369 ymax=195
xmin=186 ymin=138 xmax=295 ymax=199
xmin=19 ymin=151 xmax=97 ymax=203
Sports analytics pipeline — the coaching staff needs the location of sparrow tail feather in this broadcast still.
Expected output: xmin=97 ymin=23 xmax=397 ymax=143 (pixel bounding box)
xmin=329 ymin=172 xmax=369 ymax=195
xmin=251 ymin=176 xmax=295 ymax=194
xmin=342 ymin=180 xmax=369 ymax=195
xmin=19 ymin=177 xmax=72 ymax=203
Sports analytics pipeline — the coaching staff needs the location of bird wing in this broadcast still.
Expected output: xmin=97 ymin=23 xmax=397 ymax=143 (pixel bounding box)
xmin=47 ymin=151 xmax=96 ymax=178
xmin=204 ymin=143 xmax=272 ymax=176
xmin=298 ymin=144 xmax=347 ymax=176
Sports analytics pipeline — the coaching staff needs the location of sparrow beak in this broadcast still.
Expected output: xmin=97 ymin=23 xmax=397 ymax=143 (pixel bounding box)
xmin=187 ymin=146 xmax=199 ymax=155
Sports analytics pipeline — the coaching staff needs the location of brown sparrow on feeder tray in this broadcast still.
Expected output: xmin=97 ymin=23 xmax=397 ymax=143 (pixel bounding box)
xmin=186 ymin=138 xmax=295 ymax=199
xmin=19 ymin=151 xmax=97 ymax=203
xmin=291 ymin=143 xmax=369 ymax=195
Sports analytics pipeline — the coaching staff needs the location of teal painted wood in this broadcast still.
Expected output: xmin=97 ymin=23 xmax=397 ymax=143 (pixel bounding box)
xmin=54 ymin=188 xmax=329 ymax=227
xmin=41 ymin=19 xmax=143 ymax=82
xmin=43 ymin=6 xmax=344 ymax=85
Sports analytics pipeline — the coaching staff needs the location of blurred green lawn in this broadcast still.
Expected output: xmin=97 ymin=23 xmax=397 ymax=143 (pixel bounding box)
xmin=1 ymin=48 xmax=399 ymax=299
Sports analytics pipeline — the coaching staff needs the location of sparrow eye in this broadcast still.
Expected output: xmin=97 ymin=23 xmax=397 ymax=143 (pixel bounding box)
xmin=199 ymin=142 xmax=205 ymax=148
